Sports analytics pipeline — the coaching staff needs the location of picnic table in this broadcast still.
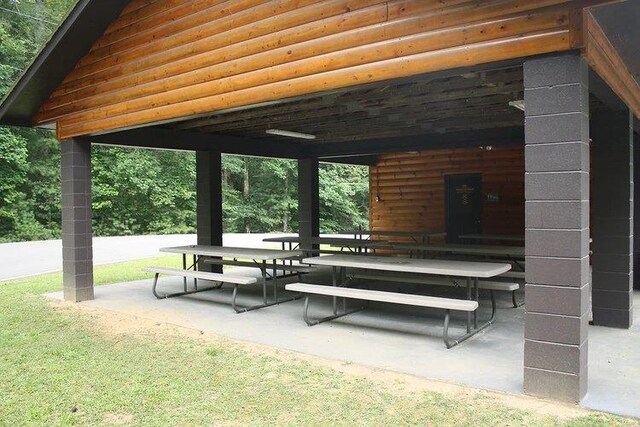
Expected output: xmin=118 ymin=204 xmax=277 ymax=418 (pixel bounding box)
xmin=150 ymin=245 xmax=302 ymax=312
xmin=262 ymin=235 xmax=388 ymax=254
xmin=290 ymin=254 xmax=511 ymax=347
xmin=390 ymin=242 xmax=525 ymax=261
xmin=344 ymin=229 xmax=447 ymax=243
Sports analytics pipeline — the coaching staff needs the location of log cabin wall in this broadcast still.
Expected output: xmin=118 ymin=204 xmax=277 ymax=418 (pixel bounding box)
xmin=369 ymin=144 xmax=525 ymax=240
xmin=34 ymin=0 xmax=605 ymax=140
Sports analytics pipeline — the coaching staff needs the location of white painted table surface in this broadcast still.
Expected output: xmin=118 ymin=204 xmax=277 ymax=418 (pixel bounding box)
xmin=302 ymin=255 xmax=511 ymax=278
xmin=391 ymin=243 xmax=525 ymax=257
xmin=160 ymin=245 xmax=302 ymax=260
xmin=342 ymin=230 xmax=447 ymax=237
xmin=262 ymin=236 xmax=388 ymax=247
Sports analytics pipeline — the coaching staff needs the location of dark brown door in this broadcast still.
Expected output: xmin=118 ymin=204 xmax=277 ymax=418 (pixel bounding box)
xmin=445 ymin=174 xmax=482 ymax=243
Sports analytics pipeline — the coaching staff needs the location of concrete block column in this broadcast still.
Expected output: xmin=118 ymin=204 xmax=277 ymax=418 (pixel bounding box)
xmin=523 ymin=53 xmax=590 ymax=402
xmin=61 ymin=139 xmax=94 ymax=302
xmin=196 ymin=150 xmax=223 ymax=272
xmin=634 ymin=132 xmax=640 ymax=290
xmin=298 ymin=158 xmax=320 ymax=250
xmin=592 ymin=111 xmax=634 ymax=328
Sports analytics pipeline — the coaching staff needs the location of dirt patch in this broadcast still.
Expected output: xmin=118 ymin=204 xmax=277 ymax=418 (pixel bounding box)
xmin=102 ymin=413 xmax=134 ymax=425
xmin=48 ymin=298 xmax=599 ymax=421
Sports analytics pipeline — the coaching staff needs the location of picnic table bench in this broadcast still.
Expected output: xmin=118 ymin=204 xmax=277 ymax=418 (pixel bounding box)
xmin=286 ymin=283 xmax=478 ymax=348
xmin=347 ymin=270 xmax=521 ymax=307
xmin=144 ymin=266 xmax=257 ymax=299
xmin=289 ymin=255 xmax=511 ymax=348
xmin=151 ymin=245 xmax=303 ymax=312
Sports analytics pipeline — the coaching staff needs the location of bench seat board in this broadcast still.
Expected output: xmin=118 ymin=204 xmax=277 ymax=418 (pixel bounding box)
xmin=144 ymin=267 xmax=257 ymax=285
xmin=285 ymin=283 xmax=478 ymax=311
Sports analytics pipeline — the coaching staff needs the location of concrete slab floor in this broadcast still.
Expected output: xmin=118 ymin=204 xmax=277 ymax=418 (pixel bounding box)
xmin=47 ymin=269 xmax=640 ymax=419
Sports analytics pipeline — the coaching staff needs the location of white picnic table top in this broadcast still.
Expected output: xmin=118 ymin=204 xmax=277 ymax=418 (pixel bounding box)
xmin=391 ymin=243 xmax=525 ymax=258
xmin=344 ymin=230 xmax=447 ymax=237
xmin=302 ymin=254 xmax=511 ymax=278
xmin=160 ymin=245 xmax=302 ymax=261
xmin=262 ymin=236 xmax=387 ymax=247
xmin=459 ymin=234 xmax=525 ymax=242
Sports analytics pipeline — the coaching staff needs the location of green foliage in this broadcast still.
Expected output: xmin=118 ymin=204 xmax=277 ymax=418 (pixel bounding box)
xmin=221 ymin=156 xmax=369 ymax=234
xmin=0 ymin=0 xmax=75 ymax=242
xmin=319 ymin=163 xmax=369 ymax=233
xmin=92 ymin=146 xmax=197 ymax=236
xmin=0 ymin=0 xmax=77 ymax=98
xmin=0 ymin=127 xmax=28 ymax=236
xmin=222 ymin=156 xmax=299 ymax=233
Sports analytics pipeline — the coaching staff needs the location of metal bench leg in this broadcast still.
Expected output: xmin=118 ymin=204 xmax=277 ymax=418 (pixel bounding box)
xmin=182 ymin=254 xmax=187 ymax=292
xmin=443 ymin=290 xmax=497 ymax=349
xmin=231 ymin=284 xmax=302 ymax=314
xmin=152 ymin=273 xmax=223 ymax=299
xmin=512 ymin=290 xmax=524 ymax=308
xmin=302 ymin=295 xmax=365 ymax=326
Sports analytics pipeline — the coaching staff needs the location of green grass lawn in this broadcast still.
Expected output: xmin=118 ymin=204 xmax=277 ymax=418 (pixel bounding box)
xmin=0 ymin=257 xmax=636 ymax=426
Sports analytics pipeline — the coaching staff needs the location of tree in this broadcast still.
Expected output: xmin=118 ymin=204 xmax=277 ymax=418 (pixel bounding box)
xmin=319 ymin=162 xmax=369 ymax=233
xmin=91 ymin=146 xmax=196 ymax=236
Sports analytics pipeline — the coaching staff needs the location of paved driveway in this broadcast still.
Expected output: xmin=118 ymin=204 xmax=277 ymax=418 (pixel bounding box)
xmin=0 ymin=233 xmax=290 ymax=281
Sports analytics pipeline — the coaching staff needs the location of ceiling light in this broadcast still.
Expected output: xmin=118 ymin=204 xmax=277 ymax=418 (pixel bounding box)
xmin=509 ymin=100 xmax=525 ymax=112
xmin=265 ymin=129 xmax=316 ymax=140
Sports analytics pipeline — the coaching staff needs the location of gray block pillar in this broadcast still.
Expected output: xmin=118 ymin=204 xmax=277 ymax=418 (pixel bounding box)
xmin=634 ymin=132 xmax=640 ymax=290
xmin=592 ymin=111 xmax=634 ymax=328
xmin=196 ymin=151 xmax=223 ymax=272
xmin=523 ymin=53 xmax=590 ymax=402
xmin=61 ymin=139 xmax=94 ymax=302
xmin=298 ymin=158 xmax=320 ymax=250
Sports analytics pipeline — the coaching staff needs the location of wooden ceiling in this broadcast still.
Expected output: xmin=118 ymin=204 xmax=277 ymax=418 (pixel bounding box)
xmin=171 ymin=66 xmax=525 ymax=146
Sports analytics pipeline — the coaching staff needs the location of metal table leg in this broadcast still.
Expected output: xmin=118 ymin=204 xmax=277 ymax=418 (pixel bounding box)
xmin=466 ymin=277 xmax=472 ymax=333
xmin=231 ymin=257 xmax=300 ymax=313
xmin=272 ymin=258 xmax=278 ymax=302
xmin=193 ymin=254 xmax=198 ymax=290
xmin=474 ymin=277 xmax=479 ymax=329
xmin=261 ymin=260 xmax=268 ymax=304
xmin=332 ymin=266 xmax=338 ymax=315
xmin=341 ymin=266 xmax=347 ymax=312
xmin=182 ymin=253 xmax=187 ymax=292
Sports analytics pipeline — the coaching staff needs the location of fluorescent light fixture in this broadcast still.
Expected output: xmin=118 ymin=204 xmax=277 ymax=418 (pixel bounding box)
xmin=508 ymin=100 xmax=525 ymax=112
xmin=265 ymin=129 xmax=316 ymax=140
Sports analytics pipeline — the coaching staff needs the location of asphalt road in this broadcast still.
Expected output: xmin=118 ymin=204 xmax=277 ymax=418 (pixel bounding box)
xmin=0 ymin=233 xmax=288 ymax=281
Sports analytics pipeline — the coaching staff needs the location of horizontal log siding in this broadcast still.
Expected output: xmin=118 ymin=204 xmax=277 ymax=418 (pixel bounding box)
xmin=34 ymin=0 xmax=599 ymax=139
xmin=583 ymin=10 xmax=640 ymax=119
xmin=369 ymin=145 xmax=524 ymax=240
